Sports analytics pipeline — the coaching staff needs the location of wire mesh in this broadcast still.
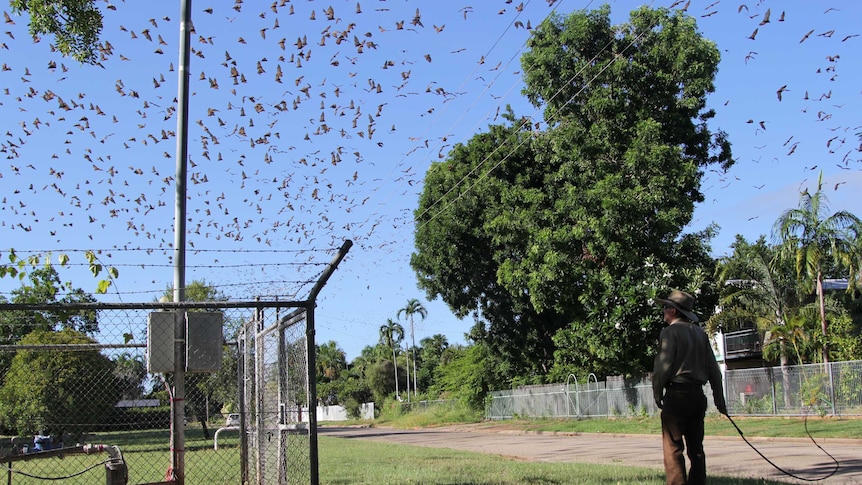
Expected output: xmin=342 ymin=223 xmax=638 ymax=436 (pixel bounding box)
xmin=0 ymin=302 xmax=314 ymax=485
xmin=242 ymin=307 xmax=311 ymax=485
xmin=486 ymin=361 xmax=862 ymax=420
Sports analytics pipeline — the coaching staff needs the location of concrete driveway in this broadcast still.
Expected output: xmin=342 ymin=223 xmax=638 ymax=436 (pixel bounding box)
xmin=319 ymin=424 xmax=862 ymax=484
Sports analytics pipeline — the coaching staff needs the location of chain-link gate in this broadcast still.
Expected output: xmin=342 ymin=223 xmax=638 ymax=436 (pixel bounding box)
xmin=0 ymin=240 xmax=351 ymax=485
xmin=240 ymin=307 xmax=311 ymax=485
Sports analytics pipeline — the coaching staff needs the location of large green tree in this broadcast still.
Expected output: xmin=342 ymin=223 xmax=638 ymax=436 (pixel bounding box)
xmin=114 ymin=351 xmax=147 ymax=401
xmin=0 ymin=328 xmax=120 ymax=436
xmin=0 ymin=266 xmax=98 ymax=378
xmin=773 ymin=173 xmax=861 ymax=363
xmin=412 ymin=6 xmax=731 ymax=383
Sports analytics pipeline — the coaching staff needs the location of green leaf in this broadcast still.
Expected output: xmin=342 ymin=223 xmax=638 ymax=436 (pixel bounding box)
xmin=108 ymin=266 xmax=119 ymax=279
xmin=96 ymin=279 xmax=111 ymax=294
xmin=90 ymin=264 xmax=102 ymax=277
xmin=58 ymin=254 xmax=70 ymax=266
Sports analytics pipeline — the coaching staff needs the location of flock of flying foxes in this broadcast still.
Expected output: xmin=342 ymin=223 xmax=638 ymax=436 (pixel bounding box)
xmin=0 ymin=1 xmax=858 ymax=298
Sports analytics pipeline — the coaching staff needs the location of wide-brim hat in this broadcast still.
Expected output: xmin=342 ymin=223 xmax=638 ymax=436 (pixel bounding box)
xmin=656 ymin=290 xmax=699 ymax=322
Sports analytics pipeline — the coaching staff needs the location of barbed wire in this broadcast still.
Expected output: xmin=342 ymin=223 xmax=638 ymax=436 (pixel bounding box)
xmin=0 ymin=261 xmax=326 ymax=270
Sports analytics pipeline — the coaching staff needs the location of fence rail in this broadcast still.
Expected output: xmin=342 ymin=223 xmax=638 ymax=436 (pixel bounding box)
xmin=0 ymin=240 xmax=350 ymax=484
xmin=487 ymin=360 xmax=862 ymax=420
xmin=0 ymin=302 xmax=313 ymax=484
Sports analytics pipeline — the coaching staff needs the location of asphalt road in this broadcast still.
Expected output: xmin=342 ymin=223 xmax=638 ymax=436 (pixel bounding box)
xmin=319 ymin=424 xmax=862 ymax=484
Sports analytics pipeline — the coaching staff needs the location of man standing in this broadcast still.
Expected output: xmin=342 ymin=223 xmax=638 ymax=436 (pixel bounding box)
xmin=653 ymin=290 xmax=727 ymax=485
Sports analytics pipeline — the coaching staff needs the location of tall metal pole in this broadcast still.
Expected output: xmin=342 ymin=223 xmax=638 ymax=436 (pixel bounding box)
xmin=172 ymin=0 xmax=192 ymax=483
xmin=306 ymin=240 xmax=352 ymax=485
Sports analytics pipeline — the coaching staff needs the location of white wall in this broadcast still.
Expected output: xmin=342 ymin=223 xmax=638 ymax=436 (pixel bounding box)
xmin=313 ymin=402 xmax=374 ymax=422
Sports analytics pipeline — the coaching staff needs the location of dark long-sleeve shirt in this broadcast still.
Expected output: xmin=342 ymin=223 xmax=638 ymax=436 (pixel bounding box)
xmin=653 ymin=318 xmax=726 ymax=410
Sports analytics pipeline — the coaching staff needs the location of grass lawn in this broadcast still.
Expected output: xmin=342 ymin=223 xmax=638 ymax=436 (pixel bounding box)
xmin=318 ymin=436 xmax=790 ymax=485
xmin=2 ymin=414 xmax=856 ymax=484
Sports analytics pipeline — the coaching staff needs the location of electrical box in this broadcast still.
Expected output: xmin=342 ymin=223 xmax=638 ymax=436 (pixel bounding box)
xmin=186 ymin=312 xmax=223 ymax=372
xmin=148 ymin=311 xmax=224 ymax=373
xmin=147 ymin=311 xmax=177 ymax=373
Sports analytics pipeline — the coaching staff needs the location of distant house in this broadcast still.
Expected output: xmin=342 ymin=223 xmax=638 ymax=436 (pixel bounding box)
xmin=116 ymin=399 xmax=161 ymax=408
xmin=713 ymin=278 xmax=849 ymax=370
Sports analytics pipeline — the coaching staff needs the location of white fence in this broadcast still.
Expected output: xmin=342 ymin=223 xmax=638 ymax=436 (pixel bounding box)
xmin=316 ymin=403 xmax=375 ymax=421
xmin=487 ymin=360 xmax=862 ymax=420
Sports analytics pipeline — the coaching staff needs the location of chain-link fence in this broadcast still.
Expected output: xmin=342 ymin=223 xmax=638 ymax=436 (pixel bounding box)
xmin=0 ymin=302 xmax=317 ymax=485
xmin=725 ymin=361 xmax=862 ymax=416
xmin=487 ymin=360 xmax=862 ymax=420
xmin=240 ymin=307 xmax=312 ymax=485
xmin=0 ymin=240 xmax=350 ymax=484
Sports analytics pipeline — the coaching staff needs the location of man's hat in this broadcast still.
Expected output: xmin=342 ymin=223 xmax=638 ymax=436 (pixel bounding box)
xmin=656 ymin=290 xmax=699 ymax=322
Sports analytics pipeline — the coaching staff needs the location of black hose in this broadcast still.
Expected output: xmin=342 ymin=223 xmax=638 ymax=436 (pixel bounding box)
xmin=724 ymin=413 xmax=839 ymax=482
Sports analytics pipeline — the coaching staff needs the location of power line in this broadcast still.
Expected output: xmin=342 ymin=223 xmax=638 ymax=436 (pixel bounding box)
xmin=414 ymin=1 xmax=657 ymax=230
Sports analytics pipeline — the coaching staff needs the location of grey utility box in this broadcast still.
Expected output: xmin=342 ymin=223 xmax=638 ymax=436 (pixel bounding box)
xmin=186 ymin=311 xmax=223 ymax=372
xmin=147 ymin=311 xmax=224 ymax=373
xmin=147 ymin=311 xmax=177 ymax=373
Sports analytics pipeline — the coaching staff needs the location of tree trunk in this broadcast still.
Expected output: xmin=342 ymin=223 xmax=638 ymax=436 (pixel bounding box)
xmin=392 ymin=348 xmax=399 ymax=398
xmin=410 ymin=318 xmax=418 ymax=398
xmin=404 ymin=345 xmax=411 ymax=403
xmin=817 ymin=270 xmax=828 ymax=363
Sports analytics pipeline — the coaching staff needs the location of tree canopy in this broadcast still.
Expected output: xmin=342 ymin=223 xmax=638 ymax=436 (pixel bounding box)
xmin=0 ymin=328 xmax=119 ymax=435
xmin=772 ymin=173 xmax=861 ymax=362
xmin=412 ymin=6 xmax=732 ymax=382
xmin=10 ymin=0 xmax=103 ymax=63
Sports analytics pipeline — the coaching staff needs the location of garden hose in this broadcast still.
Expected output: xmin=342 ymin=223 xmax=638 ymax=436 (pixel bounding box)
xmin=724 ymin=413 xmax=839 ymax=482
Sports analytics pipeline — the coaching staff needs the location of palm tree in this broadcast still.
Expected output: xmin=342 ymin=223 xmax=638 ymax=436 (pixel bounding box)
xmin=772 ymin=172 xmax=861 ymax=363
xmin=418 ymin=334 xmax=449 ymax=389
xmin=713 ymin=237 xmax=798 ymax=366
xmin=398 ymin=299 xmax=427 ymax=398
xmin=379 ymin=319 xmax=404 ymax=398
xmin=714 ymin=237 xmax=803 ymax=408
xmin=316 ymin=340 xmax=346 ymax=381
xmin=763 ymin=316 xmax=811 ymax=365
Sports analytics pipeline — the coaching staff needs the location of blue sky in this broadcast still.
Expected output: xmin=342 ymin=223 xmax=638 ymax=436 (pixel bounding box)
xmin=1 ymin=1 xmax=860 ymax=361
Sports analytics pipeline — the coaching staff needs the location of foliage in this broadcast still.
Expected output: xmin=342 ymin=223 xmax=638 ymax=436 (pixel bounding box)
xmin=763 ymin=315 xmax=812 ymax=365
xmin=772 ymin=171 xmax=862 ymax=362
xmin=364 ymin=358 xmax=407 ymax=405
xmin=163 ymin=279 xmax=229 ymax=304
xmin=114 ymin=351 xmax=147 ymax=400
xmin=9 ymin=0 xmax=103 ymax=63
xmin=412 ymin=6 xmax=730 ymax=385
xmin=433 ymin=343 xmax=493 ymax=409
xmin=378 ymin=318 xmax=404 ymax=398
xmin=318 ymin=370 xmax=373 ymax=419
xmin=416 ymin=334 xmax=449 ymax=390
xmin=316 ymin=340 xmax=347 ymax=382
xmin=0 ymin=265 xmax=98 ymax=335
xmin=826 ymin=310 xmax=862 ymax=362
xmin=0 ymin=265 xmax=99 ymax=378
xmin=711 ymin=236 xmax=802 ymax=365
xmin=0 ymin=250 xmax=119 ymax=294
xmin=0 ymin=328 xmax=120 ymax=435
xmin=398 ymin=298 xmax=427 ymax=395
